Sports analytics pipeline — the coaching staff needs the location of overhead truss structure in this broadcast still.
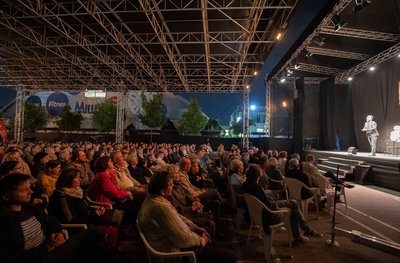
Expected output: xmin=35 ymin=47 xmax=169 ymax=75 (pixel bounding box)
xmin=0 ymin=0 xmax=299 ymax=93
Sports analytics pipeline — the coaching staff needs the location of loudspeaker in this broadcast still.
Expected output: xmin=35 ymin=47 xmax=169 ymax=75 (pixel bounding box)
xmin=348 ymin=147 xmax=358 ymax=154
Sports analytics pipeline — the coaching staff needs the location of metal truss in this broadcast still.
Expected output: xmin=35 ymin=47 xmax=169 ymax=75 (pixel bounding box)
xmin=306 ymin=46 xmax=369 ymax=60
xmin=273 ymin=0 xmax=352 ymax=79
xmin=320 ymin=26 xmax=400 ymax=42
xmin=115 ymin=89 xmax=125 ymax=143
xmin=289 ymin=63 xmax=344 ymax=76
xmin=335 ymin=41 xmax=400 ymax=83
xmin=242 ymin=88 xmax=250 ymax=150
xmin=14 ymin=86 xmax=24 ymax=143
xmin=265 ymin=80 xmax=272 ymax=137
xmin=0 ymin=0 xmax=298 ymax=92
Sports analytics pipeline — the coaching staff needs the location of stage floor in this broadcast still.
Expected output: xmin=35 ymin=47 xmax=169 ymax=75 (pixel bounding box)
xmin=309 ymin=150 xmax=400 ymax=161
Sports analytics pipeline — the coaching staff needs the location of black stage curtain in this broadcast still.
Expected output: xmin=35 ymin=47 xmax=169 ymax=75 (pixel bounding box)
xmin=293 ymin=77 xmax=304 ymax=154
xmin=351 ymin=58 xmax=400 ymax=152
xmin=319 ymin=78 xmax=337 ymax=150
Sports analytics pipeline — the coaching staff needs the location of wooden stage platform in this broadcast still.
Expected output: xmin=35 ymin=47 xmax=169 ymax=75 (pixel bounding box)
xmin=306 ymin=150 xmax=400 ymax=192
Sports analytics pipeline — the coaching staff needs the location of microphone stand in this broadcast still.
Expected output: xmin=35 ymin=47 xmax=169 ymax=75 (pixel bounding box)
xmin=327 ymin=165 xmax=340 ymax=246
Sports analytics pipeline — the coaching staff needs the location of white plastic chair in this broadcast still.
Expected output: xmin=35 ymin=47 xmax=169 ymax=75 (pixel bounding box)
xmin=86 ymin=196 xmax=113 ymax=210
xmin=265 ymin=174 xmax=287 ymax=200
xmin=61 ymin=224 xmax=88 ymax=240
xmin=284 ymin=178 xmax=318 ymax=219
xmin=243 ymin=193 xmax=292 ymax=262
xmin=136 ymin=220 xmax=196 ymax=263
xmin=316 ymin=174 xmax=348 ymax=214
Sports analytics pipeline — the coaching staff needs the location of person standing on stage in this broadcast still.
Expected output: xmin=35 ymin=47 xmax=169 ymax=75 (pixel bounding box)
xmin=361 ymin=115 xmax=379 ymax=156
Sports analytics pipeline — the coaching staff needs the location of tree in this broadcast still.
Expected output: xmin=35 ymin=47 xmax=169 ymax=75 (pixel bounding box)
xmin=138 ymin=93 xmax=167 ymax=142
xmin=24 ymin=102 xmax=47 ymax=132
xmin=204 ymin=118 xmax=224 ymax=137
xmin=92 ymin=99 xmax=117 ymax=132
xmin=229 ymin=119 xmax=256 ymax=137
xmin=56 ymin=105 xmax=84 ymax=132
xmin=178 ymin=97 xmax=208 ymax=135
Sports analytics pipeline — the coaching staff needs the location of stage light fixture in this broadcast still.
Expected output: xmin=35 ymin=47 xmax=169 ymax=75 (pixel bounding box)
xmin=286 ymin=68 xmax=293 ymax=76
xmin=306 ymin=52 xmax=313 ymax=58
xmin=398 ymin=53 xmax=400 ymax=57
xmin=354 ymin=0 xmax=372 ymax=11
xmin=276 ymin=32 xmax=283 ymax=40
xmin=280 ymin=78 xmax=286 ymax=83
xmin=347 ymin=77 xmax=353 ymax=81
xmin=294 ymin=63 xmax=301 ymax=70
xmin=250 ymin=105 xmax=256 ymax=110
xmin=331 ymin=14 xmax=346 ymax=32
xmin=253 ymin=71 xmax=258 ymax=76
xmin=281 ymin=100 xmax=288 ymax=108
xmin=369 ymin=66 xmax=375 ymax=71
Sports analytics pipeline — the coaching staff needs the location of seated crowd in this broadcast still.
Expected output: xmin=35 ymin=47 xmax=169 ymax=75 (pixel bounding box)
xmin=0 ymin=140 xmax=337 ymax=262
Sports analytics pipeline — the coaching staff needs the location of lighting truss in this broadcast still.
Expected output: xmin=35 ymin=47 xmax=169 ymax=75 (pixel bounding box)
xmin=336 ymin=41 xmax=400 ymax=83
xmin=320 ymin=26 xmax=400 ymax=42
xmin=306 ymin=46 xmax=369 ymax=60
xmin=289 ymin=63 xmax=344 ymax=76
xmin=273 ymin=0 xmax=352 ymax=79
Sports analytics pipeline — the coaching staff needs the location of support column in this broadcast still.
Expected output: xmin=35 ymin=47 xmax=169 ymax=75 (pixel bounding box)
xmin=115 ymin=91 xmax=124 ymax=144
xmin=242 ymin=87 xmax=250 ymax=150
xmin=14 ymin=86 xmax=24 ymax=143
xmin=265 ymin=80 xmax=272 ymax=137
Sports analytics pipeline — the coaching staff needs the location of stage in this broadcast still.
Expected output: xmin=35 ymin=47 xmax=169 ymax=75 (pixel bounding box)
xmin=306 ymin=150 xmax=400 ymax=192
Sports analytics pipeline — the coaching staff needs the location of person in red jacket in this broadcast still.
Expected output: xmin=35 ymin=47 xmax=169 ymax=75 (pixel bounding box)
xmin=88 ymin=156 xmax=146 ymax=223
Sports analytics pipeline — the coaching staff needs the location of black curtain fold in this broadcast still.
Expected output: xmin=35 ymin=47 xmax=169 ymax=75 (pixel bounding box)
xmin=319 ymin=78 xmax=337 ymax=150
xmin=351 ymin=57 xmax=400 ymax=152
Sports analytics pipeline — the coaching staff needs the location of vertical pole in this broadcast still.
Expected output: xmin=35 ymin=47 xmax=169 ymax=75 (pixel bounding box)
xmin=14 ymin=86 xmax=25 ymax=143
xmin=115 ymin=90 xmax=124 ymax=143
xmin=265 ymin=80 xmax=272 ymax=137
xmin=242 ymin=87 xmax=250 ymax=150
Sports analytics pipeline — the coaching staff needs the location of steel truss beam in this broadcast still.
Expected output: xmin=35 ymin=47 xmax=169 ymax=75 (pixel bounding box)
xmin=115 ymin=88 xmax=125 ymax=143
xmin=14 ymin=86 xmax=24 ymax=143
xmin=274 ymin=0 xmax=352 ymax=79
xmin=289 ymin=63 xmax=344 ymax=76
xmin=274 ymin=77 xmax=329 ymax=85
xmin=14 ymin=0 xmax=148 ymax=89
xmin=320 ymin=26 xmax=400 ymax=42
xmin=335 ymin=41 xmax=400 ymax=83
xmin=306 ymin=46 xmax=369 ymax=60
xmin=242 ymin=88 xmax=250 ymax=150
xmin=138 ymin=0 xmax=189 ymax=91
xmin=265 ymin=80 xmax=271 ymax=137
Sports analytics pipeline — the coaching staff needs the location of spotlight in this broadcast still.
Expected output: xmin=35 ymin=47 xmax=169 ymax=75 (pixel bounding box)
xmin=276 ymin=32 xmax=283 ymax=40
xmin=280 ymin=78 xmax=286 ymax=83
xmin=369 ymin=66 xmax=375 ymax=71
xmin=398 ymin=53 xmax=400 ymax=57
xmin=294 ymin=64 xmax=301 ymax=70
xmin=253 ymin=71 xmax=258 ymax=76
xmin=331 ymin=14 xmax=346 ymax=32
xmin=347 ymin=77 xmax=353 ymax=81
xmin=306 ymin=52 xmax=313 ymax=58
xmin=281 ymin=100 xmax=288 ymax=108
xmin=250 ymin=105 xmax=256 ymax=111
xmin=286 ymin=68 xmax=293 ymax=76
xmin=246 ymin=85 xmax=250 ymax=89
xmin=354 ymin=0 xmax=372 ymax=11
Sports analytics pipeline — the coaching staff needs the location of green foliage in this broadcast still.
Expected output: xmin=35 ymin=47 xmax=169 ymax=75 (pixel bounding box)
xmin=24 ymin=102 xmax=47 ymax=132
xmin=178 ymin=97 xmax=208 ymax=135
xmin=204 ymin=118 xmax=224 ymax=136
xmin=92 ymin=100 xmax=117 ymax=132
xmin=138 ymin=93 xmax=166 ymax=129
xmin=229 ymin=119 xmax=256 ymax=137
xmin=56 ymin=105 xmax=84 ymax=131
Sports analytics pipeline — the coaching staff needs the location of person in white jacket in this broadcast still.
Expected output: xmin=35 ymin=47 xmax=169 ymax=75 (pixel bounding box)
xmin=137 ymin=171 xmax=236 ymax=263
